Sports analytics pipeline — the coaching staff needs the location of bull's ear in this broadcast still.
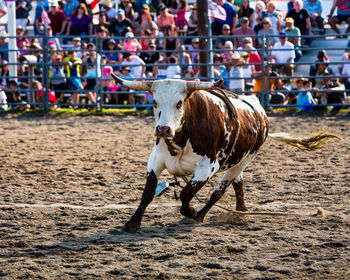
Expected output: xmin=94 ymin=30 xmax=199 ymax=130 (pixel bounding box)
xmin=111 ymin=73 xmax=153 ymax=91
xmin=186 ymin=79 xmax=224 ymax=93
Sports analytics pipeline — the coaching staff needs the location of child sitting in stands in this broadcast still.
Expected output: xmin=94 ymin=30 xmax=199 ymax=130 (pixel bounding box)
xmin=296 ymin=79 xmax=317 ymax=111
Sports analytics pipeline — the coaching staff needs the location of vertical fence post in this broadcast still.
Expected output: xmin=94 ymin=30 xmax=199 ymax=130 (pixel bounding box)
xmin=97 ymin=35 xmax=103 ymax=111
xmin=42 ymin=25 xmax=49 ymax=112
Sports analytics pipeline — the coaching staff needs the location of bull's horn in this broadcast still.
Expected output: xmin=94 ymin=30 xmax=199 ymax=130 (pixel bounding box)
xmin=186 ymin=79 xmax=223 ymax=93
xmin=111 ymin=73 xmax=152 ymax=91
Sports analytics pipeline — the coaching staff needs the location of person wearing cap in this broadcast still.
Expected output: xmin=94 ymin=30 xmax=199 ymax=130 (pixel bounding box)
xmin=310 ymin=55 xmax=334 ymax=89
xmin=0 ymin=31 xmax=9 ymax=61
xmin=121 ymin=52 xmax=146 ymax=79
xmin=104 ymin=39 xmax=121 ymax=68
xmin=303 ymin=0 xmax=325 ymax=35
xmin=124 ymin=31 xmax=142 ymax=55
xmin=233 ymin=16 xmax=256 ymax=48
xmin=212 ymin=0 xmax=238 ymax=35
xmin=241 ymin=52 xmax=256 ymax=92
xmin=215 ymin=24 xmax=236 ymax=49
xmin=114 ymin=66 xmax=135 ymax=105
xmin=15 ymin=26 xmax=29 ymax=50
xmin=284 ymin=17 xmax=302 ymax=61
xmin=65 ymin=3 xmax=92 ymax=37
xmin=140 ymin=42 xmax=161 ymax=77
xmin=67 ymin=37 xmax=83 ymax=59
xmin=36 ymin=1 xmax=66 ymax=35
xmin=229 ymin=52 xmax=245 ymax=92
xmin=328 ymin=0 xmax=350 ymax=37
xmin=100 ymin=0 xmax=117 ymax=22
xmin=108 ymin=8 xmax=133 ymax=37
xmin=286 ymin=0 xmax=313 ymax=45
xmin=156 ymin=5 xmax=175 ymax=34
xmin=50 ymin=54 xmax=67 ymax=104
xmin=15 ymin=0 xmax=32 ymax=30
xmin=270 ymin=31 xmax=295 ymax=77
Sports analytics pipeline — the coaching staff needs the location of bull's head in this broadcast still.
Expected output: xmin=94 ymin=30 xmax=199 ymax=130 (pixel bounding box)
xmin=111 ymin=74 xmax=222 ymax=138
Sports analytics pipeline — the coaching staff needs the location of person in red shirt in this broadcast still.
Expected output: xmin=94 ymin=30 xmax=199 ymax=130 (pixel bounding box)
xmin=36 ymin=1 xmax=66 ymax=35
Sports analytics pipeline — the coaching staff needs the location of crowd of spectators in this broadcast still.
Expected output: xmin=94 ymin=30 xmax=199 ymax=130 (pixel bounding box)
xmin=0 ymin=0 xmax=350 ymax=111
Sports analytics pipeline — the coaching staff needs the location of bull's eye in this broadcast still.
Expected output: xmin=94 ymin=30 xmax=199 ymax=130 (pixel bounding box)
xmin=176 ymin=100 xmax=183 ymax=110
xmin=153 ymin=100 xmax=158 ymax=109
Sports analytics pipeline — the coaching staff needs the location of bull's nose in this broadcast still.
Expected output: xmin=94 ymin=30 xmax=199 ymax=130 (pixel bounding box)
xmin=155 ymin=126 xmax=172 ymax=137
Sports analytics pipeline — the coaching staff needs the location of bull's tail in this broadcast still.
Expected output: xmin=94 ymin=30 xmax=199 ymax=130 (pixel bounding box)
xmin=268 ymin=132 xmax=342 ymax=151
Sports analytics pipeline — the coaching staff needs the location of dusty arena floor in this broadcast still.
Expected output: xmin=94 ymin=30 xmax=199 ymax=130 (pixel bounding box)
xmin=0 ymin=114 xmax=349 ymax=279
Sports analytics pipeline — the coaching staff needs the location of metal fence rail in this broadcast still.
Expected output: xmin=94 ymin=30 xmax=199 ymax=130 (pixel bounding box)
xmin=1 ymin=33 xmax=350 ymax=112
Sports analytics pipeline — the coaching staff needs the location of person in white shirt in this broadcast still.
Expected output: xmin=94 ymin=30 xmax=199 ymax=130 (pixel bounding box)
xmin=270 ymin=31 xmax=295 ymax=77
xmin=229 ymin=52 xmax=244 ymax=92
xmin=165 ymin=56 xmax=181 ymax=78
xmin=121 ymin=52 xmax=146 ymax=79
xmin=0 ymin=89 xmax=8 ymax=111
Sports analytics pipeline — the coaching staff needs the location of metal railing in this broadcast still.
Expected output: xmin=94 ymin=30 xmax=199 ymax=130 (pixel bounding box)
xmin=1 ymin=33 xmax=350 ymax=112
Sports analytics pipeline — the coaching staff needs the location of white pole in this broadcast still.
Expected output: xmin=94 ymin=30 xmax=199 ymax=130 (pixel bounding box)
xmin=6 ymin=0 xmax=17 ymax=81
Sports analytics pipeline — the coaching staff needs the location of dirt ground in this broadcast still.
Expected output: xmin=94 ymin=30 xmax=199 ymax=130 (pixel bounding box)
xmin=0 ymin=113 xmax=349 ymax=279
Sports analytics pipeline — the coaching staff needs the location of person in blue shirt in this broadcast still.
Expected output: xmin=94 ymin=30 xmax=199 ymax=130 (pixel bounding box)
xmin=212 ymin=0 xmax=238 ymax=35
xmin=116 ymin=66 xmax=135 ymax=105
xmin=0 ymin=31 xmax=9 ymax=61
xmin=303 ymin=0 xmax=325 ymax=34
xmin=296 ymin=79 xmax=317 ymax=110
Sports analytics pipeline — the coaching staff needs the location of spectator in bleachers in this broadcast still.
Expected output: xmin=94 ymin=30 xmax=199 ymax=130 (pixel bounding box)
xmin=16 ymin=26 xmax=29 ymax=49
xmin=212 ymin=0 xmax=238 ymax=35
xmin=36 ymin=1 xmax=66 ymax=35
xmin=328 ymin=0 xmax=350 ymax=38
xmin=175 ymin=0 xmax=188 ymax=36
xmin=123 ymin=31 xmax=142 ymax=55
xmin=237 ymin=0 xmax=254 ymax=24
xmin=187 ymin=4 xmax=198 ymax=41
xmin=33 ymin=80 xmax=57 ymax=105
xmin=213 ymin=53 xmax=225 ymax=78
xmin=96 ymin=26 xmax=110 ymax=51
xmin=315 ymin=74 xmax=346 ymax=108
xmin=260 ymin=1 xmax=281 ymax=36
xmin=5 ymin=80 xmax=28 ymax=110
xmin=50 ymin=54 xmax=66 ymax=104
xmin=284 ymin=17 xmax=302 ymax=62
xmin=163 ymin=25 xmax=180 ymax=62
xmin=39 ymin=26 xmax=61 ymax=51
xmin=295 ymin=79 xmax=316 ymax=110
xmin=82 ymin=43 xmax=99 ymax=106
xmin=241 ymin=51 xmax=256 ymax=92
xmin=63 ymin=0 xmax=79 ymax=19
xmin=121 ymin=52 xmax=145 ymax=79
xmin=120 ymin=0 xmax=135 ymax=21
xmin=16 ymin=0 xmax=32 ymax=31
xmin=257 ymin=18 xmax=277 ymax=50
xmin=270 ymin=31 xmax=295 ymax=77
xmin=140 ymin=42 xmax=161 ymax=77
xmin=229 ymin=52 xmax=244 ymax=92
xmin=222 ymin=40 xmax=235 ymax=62
xmin=176 ymin=45 xmax=193 ymax=73
xmin=251 ymin=1 xmax=266 ymax=32
xmin=140 ymin=29 xmax=155 ymax=51
xmin=0 ymin=31 xmax=9 ymax=61
xmin=17 ymin=38 xmax=28 ymax=57
xmin=311 ymin=58 xmax=334 ymax=89
xmin=64 ymin=50 xmax=83 ymax=109
xmin=116 ymin=66 xmax=135 ymax=105
xmin=338 ymin=40 xmax=350 ymax=75
xmin=303 ymin=0 xmax=325 ymax=35
xmin=0 ymin=60 xmax=9 ymax=89
xmin=156 ymin=5 xmax=175 ymax=35
xmin=233 ymin=17 xmax=256 ymax=47
xmin=133 ymin=6 xmax=158 ymax=36
xmin=104 ymin=39 xmax=121 ymax=68
xmin=100 ymin=0 xmax=117 ymax=23
xmin=287 ymin=0 xmax=295 ymax=12
xmin=0 ymin=87 xmax=7 ymax=111
xmin=68 ymin=38 xmax=83 ymax=59
xmin=165 ymin=56 xmax=181 ymax=78
xmin=150 ymin=25 xmax=163 ymax=49
xmin=340 ymin=52 xmax=350 ymax=90
xmin=215 ymin=24 xmax=236 ymax=50
xmin=108 ymin=9 xmax=133 ymax=37
xmin=286 ymin=0 xmax=312 ymax=45
xmin=65 ymin=3 xmax=93 ymax=37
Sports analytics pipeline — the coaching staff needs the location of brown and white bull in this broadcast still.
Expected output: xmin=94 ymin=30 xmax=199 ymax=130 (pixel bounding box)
xmin=112 ymin=74 xmax=339 ymax=233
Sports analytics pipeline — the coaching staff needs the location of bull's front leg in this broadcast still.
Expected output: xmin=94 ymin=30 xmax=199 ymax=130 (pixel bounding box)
xmin=123 ymin=170 xmax=158 ymax=233
xmin=180 ymin=179 xmax=207 ymax=219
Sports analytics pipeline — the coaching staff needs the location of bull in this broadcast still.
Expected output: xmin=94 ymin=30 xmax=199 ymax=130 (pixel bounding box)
xmin=111 ymin=74 xmax=339 ymax=233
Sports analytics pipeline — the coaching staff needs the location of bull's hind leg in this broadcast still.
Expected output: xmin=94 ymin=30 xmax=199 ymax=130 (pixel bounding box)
xmin=232 ymin=175 xmax=248 ymax=212
xmin=195 ymin=177 xmax=232 ymax=223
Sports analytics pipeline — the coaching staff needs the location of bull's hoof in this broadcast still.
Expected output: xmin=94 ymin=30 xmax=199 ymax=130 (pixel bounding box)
xmin=194 ymin=214 xmax=204 ymax=223
xmin=123 ymin=220 xmax=140 ymax=233
xmin=180 ymin=206 xmax=197 ymax=219
xmin=236 ymin=204 xmax=248 ymax=212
